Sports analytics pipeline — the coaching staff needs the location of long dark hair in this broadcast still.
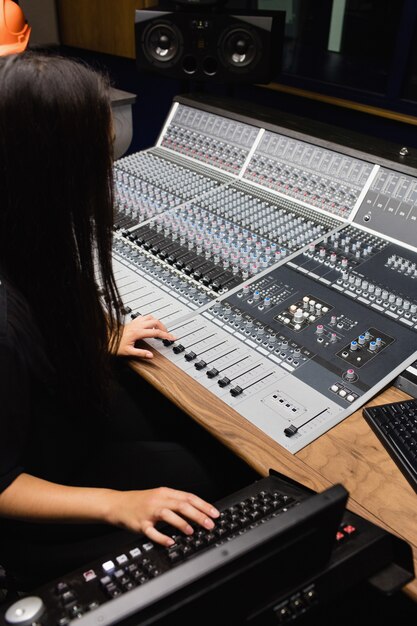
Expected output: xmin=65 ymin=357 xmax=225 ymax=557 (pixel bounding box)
xmin=0 ymin=52 xmax=122 ymax=416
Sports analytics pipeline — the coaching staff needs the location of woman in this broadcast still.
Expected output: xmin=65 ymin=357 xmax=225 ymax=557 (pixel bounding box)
xmin=0 ymin=51 xmax=221 ymax=590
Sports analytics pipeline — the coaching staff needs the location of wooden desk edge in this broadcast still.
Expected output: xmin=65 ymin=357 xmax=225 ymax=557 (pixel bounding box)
xmin=129 ymin=350 xmax=417 ymax=600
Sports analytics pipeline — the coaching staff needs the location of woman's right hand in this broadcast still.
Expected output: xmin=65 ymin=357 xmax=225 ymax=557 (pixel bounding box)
xmin=0 ymin=475 xmax=219 ymax=548
xmin=106 ymin=487 xmax=220 ymax=547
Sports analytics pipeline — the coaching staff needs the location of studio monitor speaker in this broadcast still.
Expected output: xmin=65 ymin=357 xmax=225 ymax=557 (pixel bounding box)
xmin=135 ymin=9 xmax=285 ymax=84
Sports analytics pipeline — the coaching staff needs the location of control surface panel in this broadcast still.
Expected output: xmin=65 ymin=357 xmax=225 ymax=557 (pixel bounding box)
xmin=109 ymin=96 xmax=417 ymax=452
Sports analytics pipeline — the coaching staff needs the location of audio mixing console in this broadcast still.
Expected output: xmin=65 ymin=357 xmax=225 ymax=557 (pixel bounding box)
xmin=110 ymin=95 xmax=417 ymax=452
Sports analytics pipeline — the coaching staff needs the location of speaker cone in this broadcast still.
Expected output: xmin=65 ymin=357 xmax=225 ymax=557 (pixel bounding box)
xmin=219 ymin=27 xmax=261 ymax=71
xmin=142 ymin=22 xmax=183 ymax=67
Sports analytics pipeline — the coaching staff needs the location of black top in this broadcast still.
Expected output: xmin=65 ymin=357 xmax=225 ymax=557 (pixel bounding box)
xmin=0 ymin=276 xmax=97 ymax=494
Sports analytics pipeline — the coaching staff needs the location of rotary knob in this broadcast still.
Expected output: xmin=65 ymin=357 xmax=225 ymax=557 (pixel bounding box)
xmin=293 ymin=308 xmax=304 ymax=324
xmin=5 ymin=597 xmax=45 ymax=625
xmin=345 ymin=368 xmax=356 ymax=382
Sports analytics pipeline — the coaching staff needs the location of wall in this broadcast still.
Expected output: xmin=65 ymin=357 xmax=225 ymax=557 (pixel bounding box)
xmin=19 ymin=0 xmax=60 ymax=46
xmin=56 ymin=0 xmax=155 ymax=59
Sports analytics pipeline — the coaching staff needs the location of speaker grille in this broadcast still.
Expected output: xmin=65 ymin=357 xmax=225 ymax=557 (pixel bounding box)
xmin=142 ymin=22 xmax=183 ymax=67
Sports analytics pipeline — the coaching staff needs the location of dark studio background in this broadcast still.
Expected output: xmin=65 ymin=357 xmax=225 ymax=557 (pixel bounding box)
xmin=50 ymin=0 xmax=417 ymax=158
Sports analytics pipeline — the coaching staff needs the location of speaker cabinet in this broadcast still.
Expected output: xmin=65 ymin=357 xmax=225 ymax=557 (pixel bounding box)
xmin=135 ymin=10 xmax=285 ymax=84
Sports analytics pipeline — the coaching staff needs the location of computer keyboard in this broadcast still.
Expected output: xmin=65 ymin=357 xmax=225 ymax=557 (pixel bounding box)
xmin=100 ymin=486 xmax=301 ymax=601
xmin=2 ymin=471 xmax=414 ymax=626
xmin=0 ymin=474 xmax=347 ymax=626
xmin=363 ymin=398 xmax=417 ymax=493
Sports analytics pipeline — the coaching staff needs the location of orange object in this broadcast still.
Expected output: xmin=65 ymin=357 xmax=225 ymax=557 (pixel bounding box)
xmin=0 ymin=0 xmax=31 ymax=56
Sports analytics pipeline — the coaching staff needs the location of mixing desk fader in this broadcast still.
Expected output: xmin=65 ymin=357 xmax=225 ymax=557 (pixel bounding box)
xmin=243 ymin=129 xmax=377 ymax=219
xmin=125 ymin=186 xmax=337 ymax=296
xmin=112 ymin=233 xmax=213 ymax=325
xmin=145 ymin=259 xmax=417 ymax=452
xmin=159 ymin=102 xmax=260 ymax=174
xmin=113 ymin=150 xmax=230 ymax=230
xmin=110 ymin=94 xmax=417 ymax=452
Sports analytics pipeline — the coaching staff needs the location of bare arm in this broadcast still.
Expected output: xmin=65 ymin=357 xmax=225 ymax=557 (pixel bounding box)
xmin=0 ymin=474 xmax=219 ymax=547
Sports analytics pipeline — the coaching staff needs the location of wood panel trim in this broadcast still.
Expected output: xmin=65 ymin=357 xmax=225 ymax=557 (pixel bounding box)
xmin=262 ymin=82 xmax=417 ymax=127
xmin=56 ymin=0 xmax=156 ymax=59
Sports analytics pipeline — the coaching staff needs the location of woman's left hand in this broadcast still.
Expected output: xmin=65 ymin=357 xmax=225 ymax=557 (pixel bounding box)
xmin=116 ymin=315 xmax=176 ymax=359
